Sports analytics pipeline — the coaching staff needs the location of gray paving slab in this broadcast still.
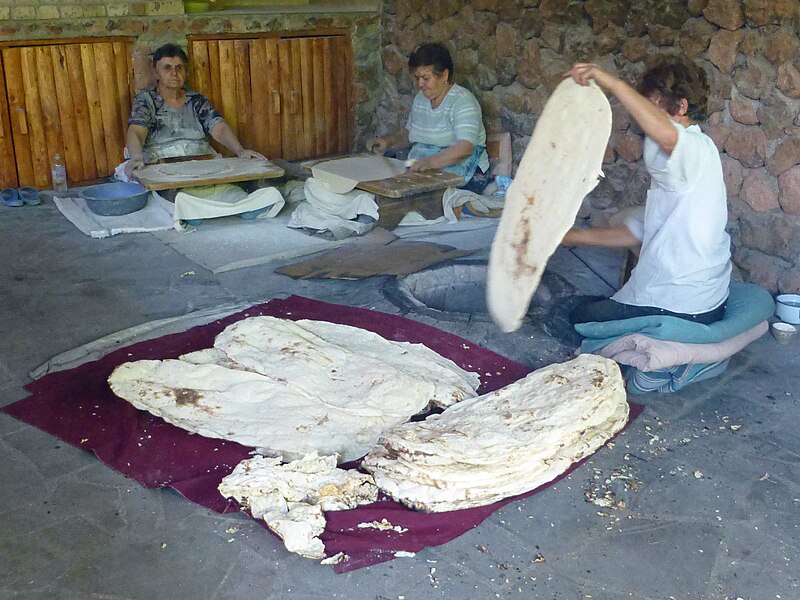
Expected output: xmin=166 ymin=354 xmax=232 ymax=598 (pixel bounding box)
xmin=1 ymin=197 xmax=799 ymax=599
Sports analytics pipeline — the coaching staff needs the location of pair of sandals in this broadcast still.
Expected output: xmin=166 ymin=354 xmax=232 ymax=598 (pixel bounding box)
xmin=1 ymin=187 xmax=40 ymax=207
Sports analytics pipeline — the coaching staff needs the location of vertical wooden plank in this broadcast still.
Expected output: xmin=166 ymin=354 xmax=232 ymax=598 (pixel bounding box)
xmin=248 ymin=40 xmax=269 ymax=157
xmin=298 ymin=37 xmax=315 ymax=158
xmin=217 ymin=40 xmax=238 ymax=145
xmin=126 ymin=42 xmax=135 ymax=99
xmin=80 ymin=43 xmax=109 ymax=175
xmin=35 ymin=45 xmax=64 ymax=181
xmin=344 ymin=35 xmax=354 ymax=152
xmin=113 ymin=41 xmax=132 ymax=145
xmin=322 ymin=36 xmax=335 ymax=156
xmin=0 ymin=53 xmax=18 ymax=188
xmin=93 ymin=43 xmax=125 ymax=170
xmin=264 ymin=38 xmax=282 ymax=158
xmin=50 ymin=45 xmax=84 ymax=183
xmin=190 ymin=41 xmax=211 ymax=98
xmin=233 ymin=40 xmax=252 ymax=149
xmin=65 ymin=44 xmax=98 ymax=181
xmin=334 ymin=36 xmax=349 ymax=153
xmin=207 ymin=40 xmax=223 ymax=120
xmin=20 ymin=47 xmax=50 ymax=187
xmin=310 ymin=37 xmax=325 ymax=158
xmin=278 ymin=39 xmax=295 ymax=160
xmin=291 ymin=39 xmax=305 ymax=158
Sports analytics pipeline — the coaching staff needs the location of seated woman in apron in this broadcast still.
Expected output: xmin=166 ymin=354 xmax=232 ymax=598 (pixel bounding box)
xmin=121 ymin=43 xmax=263 ymax=180
xmin=367 ymin=42 xmax=491 ymax=194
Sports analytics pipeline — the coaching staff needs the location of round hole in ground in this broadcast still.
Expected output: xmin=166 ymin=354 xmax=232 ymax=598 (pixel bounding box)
xmin=384 ymin=261 xmax=577 ymax=321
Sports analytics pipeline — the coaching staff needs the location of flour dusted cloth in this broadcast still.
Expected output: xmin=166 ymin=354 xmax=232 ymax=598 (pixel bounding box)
xmin=288 ymin=177 xmax=379 ymax=240
xmin=53 ymin=193 xmax=174 ymax=239
xmin=173 ymin=185 xmax=285 ymax=230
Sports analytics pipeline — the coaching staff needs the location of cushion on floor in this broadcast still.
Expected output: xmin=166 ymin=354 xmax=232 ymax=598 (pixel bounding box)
xmin=576 ymin=282 xmax=773 ymax=394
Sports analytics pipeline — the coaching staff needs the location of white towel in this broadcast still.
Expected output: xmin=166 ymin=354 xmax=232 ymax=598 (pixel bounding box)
xmin=54 ymin=193 xmax=174 ymax=239
xmin=173 ymin=185 xmax=286 ymax=230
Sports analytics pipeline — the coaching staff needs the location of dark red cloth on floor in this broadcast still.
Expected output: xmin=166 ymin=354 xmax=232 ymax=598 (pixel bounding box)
xmin=2 ymin=295 xmax=642 ymax=572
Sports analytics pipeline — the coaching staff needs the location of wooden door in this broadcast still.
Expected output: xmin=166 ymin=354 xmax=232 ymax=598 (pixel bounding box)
xmin=0 ymin=59 xmax=17 ymax=188
xmin=189 ymin=37 xmax=283 ymax=159
xmin=189 ymin=33 xmax=351 ymax=162
xmin=277 ymin=35 xmax=350 ymax=160
xmin=2 ymin=40 xmax=134 ymax=188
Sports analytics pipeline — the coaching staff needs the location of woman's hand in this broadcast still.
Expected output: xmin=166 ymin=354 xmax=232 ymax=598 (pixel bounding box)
xmin=237 ymin=148 xmax=267 ymax=160
xmin=564 ymin=63 xmax=618 ymax=91
xmin=408 ymin=157 xmax=434 ymax=172
xmin=367 ymin=137 xmax=389 ymax=154
xmin=123 ymin=156 xmax=145 ymax=178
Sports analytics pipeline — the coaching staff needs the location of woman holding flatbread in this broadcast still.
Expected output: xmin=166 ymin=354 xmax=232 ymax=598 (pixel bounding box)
xmin=367 ymin=42 xmax=491 ymax=194
xmin=562 ymin=58 xmax=731 ymax=326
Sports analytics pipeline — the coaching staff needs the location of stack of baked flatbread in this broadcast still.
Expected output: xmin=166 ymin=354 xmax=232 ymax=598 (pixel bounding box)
xmin=363 ymin=354 xmax=629 ymax=512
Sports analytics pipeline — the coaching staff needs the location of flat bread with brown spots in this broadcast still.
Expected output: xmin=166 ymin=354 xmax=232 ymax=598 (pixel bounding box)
xmin=487 ymin=78 xmax=612 ymax=332
xmin=108 ymin=316 xmax=480 ymax=462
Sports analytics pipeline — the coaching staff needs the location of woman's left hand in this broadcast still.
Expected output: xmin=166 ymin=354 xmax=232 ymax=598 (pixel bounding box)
xmin=237 ymin=148 xmax=267 ymax=160
xmin=408 ymin=157 xmax=434 ymax=172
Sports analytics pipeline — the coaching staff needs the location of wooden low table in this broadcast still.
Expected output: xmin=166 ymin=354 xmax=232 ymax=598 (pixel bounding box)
xmin=134 ymin=157 xmax=285 ymax=192
xmin=299 ymin=153 xmax=464 ymax=228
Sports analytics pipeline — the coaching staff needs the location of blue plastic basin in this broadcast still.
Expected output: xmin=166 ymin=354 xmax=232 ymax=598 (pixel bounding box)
xmin=80 ymin=181 xmax=149 ymax=216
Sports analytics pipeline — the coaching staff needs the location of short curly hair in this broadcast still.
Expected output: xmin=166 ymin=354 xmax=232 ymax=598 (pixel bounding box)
xmin=638 ymin=58 xmax=709 ymax=122
xmin=152 ymin=43 xmax=188 ymax=67
xmin=408 ymin=43 xmax=454 ymax=83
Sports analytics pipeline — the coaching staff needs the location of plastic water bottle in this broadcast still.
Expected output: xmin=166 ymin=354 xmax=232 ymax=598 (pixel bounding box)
xmin=51 ymin=153 xmax=68 ymax=193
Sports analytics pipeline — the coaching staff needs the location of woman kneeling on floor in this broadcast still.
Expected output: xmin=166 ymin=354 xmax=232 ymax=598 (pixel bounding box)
xmin=562 ymin=57 xmax=731 ymax=326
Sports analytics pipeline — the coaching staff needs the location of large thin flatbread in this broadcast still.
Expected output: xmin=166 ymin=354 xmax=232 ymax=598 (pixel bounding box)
xmin=108 ymin=316 xmax=480 ymax=462
xmin=311 ymin=156 xmax=407 ymax=193
xmin=362 ymin=354 xmax=629 ymax=512
xmin=487 ymin=79 xmax=612 ymax=332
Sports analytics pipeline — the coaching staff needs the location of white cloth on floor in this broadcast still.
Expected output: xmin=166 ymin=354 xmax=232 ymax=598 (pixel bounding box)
xmin=173 ymin=185 xmax=285 ymax=230
xmin=53 ymin=193 xmax=174 ymax=239
xmin=283 ymin=179 xmax=307 ymax=203
xmin=288 ymin=177 xmax=378 ymax=240
xmin=396 ymin=187 xmax=505 ymax=227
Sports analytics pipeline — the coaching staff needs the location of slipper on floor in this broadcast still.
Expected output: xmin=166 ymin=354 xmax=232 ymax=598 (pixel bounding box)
xmin=18 ymin=187 xmax=41 ymax=206
xmin=0 ymin=188 xmax=23 ymax=207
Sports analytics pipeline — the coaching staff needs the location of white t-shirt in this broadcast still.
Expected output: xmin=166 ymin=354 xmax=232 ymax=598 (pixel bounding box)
xmin=406 ymin=84 xmax=490 ymax=173
xmin=612 ymin=122 xmax=731 ymax=314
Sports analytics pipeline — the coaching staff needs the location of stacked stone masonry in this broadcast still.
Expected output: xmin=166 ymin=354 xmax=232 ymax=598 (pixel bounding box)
xmin=0 ymin=1 xmax=185 ymax=21
xmin=377 ymin=0 xmax=800 ymax=294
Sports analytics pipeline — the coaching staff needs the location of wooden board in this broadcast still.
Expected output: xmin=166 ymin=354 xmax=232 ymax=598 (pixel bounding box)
xmin=134 ymin=157 xmax=284 ymax=191
xmin=374 ymin=190 xmax=446 ymax=229
xmin=357 ymin=170 xmax=465 ymax=199
xmin=300 ymin=152 xmax=465 ymax=199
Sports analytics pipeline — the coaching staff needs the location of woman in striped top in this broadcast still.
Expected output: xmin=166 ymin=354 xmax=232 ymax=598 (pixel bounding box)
xmin=367 ymin=43 xmax=491 ymax=193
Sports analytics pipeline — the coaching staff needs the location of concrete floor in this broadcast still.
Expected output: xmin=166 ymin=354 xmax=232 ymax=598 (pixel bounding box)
xmin=1 ymin=196 xmax=798 ymax=600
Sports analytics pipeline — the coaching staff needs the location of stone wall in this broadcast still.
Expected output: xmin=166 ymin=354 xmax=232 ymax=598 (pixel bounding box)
xmin=0 ymin=1 xmax=381 ymax=154
xmin=377 ymin=0 xmax=800 ymax=293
